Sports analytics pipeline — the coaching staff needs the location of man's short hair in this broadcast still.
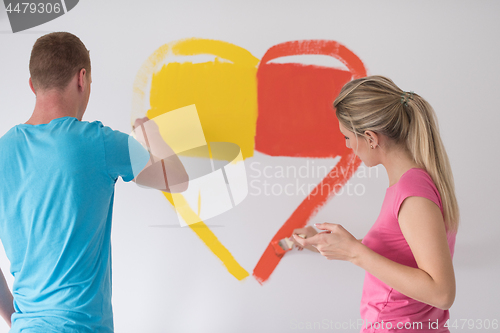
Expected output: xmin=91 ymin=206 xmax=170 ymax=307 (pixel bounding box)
xmin=29 ymin=32 xmax=91 ymax=92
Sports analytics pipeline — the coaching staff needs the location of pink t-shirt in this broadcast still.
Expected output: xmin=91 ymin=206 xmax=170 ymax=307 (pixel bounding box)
xmin=360 ymin=168 xmax=456 ymax=333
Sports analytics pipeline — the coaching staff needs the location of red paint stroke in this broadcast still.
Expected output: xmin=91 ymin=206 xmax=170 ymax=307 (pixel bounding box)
xmin=255 ymin=40 xmax=366 ymax=157
xmin=253 ymin=152 xmax=361 ymax=284
xmin=253 ymin=40 xmax=367 ymax=284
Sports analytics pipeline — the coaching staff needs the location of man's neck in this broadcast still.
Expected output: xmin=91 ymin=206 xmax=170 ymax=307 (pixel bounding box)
xmin=25 ymin=90 xmax=80 ymax=125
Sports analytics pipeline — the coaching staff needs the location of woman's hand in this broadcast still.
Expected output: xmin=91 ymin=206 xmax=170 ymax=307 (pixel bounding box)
xmin=291 ymin=226 xmax=318 ymax=252
xmin=293 ymin=223 xmax=361 ymax=261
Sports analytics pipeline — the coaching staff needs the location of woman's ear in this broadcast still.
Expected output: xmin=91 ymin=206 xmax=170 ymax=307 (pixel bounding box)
xmin=364 ymin=130 xmax=379 ymax=148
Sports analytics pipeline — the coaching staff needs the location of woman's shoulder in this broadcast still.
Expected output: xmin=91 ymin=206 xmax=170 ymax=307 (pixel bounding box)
xmin=398 ymin=167 xmax=434 ymax=186
xmin=394 ymin=167 xmax=442 ymax=209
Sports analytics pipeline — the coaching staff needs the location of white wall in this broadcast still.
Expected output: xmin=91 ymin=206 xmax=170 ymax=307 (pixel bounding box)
xmin=0 ymin=1 xmax=499 ymax=332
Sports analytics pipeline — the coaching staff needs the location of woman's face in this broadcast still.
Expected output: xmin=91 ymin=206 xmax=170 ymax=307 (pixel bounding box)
xmin=338 ymin=121 xmax=377 ymax=167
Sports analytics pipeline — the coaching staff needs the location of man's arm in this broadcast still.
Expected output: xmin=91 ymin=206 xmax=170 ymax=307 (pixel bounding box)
xmin=132 ymin=117 xmax=189 ymax=193
xmin=0 ymin=268 xmax=14 ymax=327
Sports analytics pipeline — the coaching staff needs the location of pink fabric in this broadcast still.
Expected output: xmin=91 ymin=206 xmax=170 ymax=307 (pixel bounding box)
xmin=360 ymin=168 xmax=456 ymax=333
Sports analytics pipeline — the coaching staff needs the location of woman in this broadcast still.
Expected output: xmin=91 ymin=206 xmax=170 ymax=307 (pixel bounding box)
xmin=293 ymin=76 xmax=459 ymax=333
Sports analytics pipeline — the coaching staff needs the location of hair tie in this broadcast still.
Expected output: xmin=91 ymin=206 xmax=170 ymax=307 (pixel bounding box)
xmin=400 ymin=91 xmax=414 ymax=106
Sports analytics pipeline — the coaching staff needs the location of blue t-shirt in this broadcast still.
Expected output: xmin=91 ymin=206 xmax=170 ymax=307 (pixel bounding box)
xmin=0 ymin=116 xmax=150 ymax=332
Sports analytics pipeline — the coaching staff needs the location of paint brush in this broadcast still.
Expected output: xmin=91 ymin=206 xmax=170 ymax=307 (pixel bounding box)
xmin=271 ymin=234 xmax=306 ymax=255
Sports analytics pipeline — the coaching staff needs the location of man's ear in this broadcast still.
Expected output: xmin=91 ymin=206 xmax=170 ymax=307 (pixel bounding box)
xmin=29 ymin=78 xmax=36 ymax=95
xmin=77 ymin=68 xmax=87 ymax=92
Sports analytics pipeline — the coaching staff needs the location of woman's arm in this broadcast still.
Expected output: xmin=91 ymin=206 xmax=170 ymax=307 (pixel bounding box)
xmin=293 ymin=196 xmax=455 ymax=310
xmin=0 ymin=268 xmax=14 ymax=327
xmin=364 ymin=196 xmax=455 ymax=309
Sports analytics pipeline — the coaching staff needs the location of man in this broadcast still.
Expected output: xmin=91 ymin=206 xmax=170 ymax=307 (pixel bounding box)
xmin=0 ymin=32 xmax=188 ymax=332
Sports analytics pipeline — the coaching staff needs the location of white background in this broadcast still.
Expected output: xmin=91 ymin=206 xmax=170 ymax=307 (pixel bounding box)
xmin=0 ymin=1 xmax=499 ymax=332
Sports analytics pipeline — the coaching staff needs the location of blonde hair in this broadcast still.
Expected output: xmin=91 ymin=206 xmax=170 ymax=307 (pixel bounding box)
xmin=334 ymin=75 xmax=459 ymax=232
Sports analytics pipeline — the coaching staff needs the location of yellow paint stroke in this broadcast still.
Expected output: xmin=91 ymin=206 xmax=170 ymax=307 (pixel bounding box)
xmin=163 ymin=192 xmax=249 ymax=281
xmin=146 ymin=38 xmax=259 ymax=160
xmin=132 ymin=38 xmax=256 ymax=280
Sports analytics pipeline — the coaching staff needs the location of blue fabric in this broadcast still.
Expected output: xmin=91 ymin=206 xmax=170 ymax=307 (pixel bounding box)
xmin=0 ymin=117 xmax=150 ymax=333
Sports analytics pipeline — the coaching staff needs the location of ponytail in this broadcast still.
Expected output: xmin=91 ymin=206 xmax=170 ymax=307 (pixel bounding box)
xmin=405 ymin=95 xmax=459 ymax=231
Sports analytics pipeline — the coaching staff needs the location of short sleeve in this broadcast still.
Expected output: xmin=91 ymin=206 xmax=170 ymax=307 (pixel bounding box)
xmin=393 ymin=169 xmax=443 ymax=219
xmin=101 ymin=125 xmax=150 ymax=182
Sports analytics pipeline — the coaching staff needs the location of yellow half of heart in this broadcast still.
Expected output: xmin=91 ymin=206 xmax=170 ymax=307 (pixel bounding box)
xmin=132 ymin=38 xmax=259 ymax=280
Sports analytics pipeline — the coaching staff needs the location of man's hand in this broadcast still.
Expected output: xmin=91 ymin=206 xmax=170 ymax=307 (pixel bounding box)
xmin=293 ymin=223 xmax=361 ymax=261
xmin=133 ymin=117 xmax=156 ymax=131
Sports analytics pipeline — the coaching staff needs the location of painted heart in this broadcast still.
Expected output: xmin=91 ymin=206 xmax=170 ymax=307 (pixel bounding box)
xmin=131 ymin=38 xmax=366 ymax=284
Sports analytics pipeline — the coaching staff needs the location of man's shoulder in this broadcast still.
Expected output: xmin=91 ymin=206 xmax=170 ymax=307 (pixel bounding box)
xmin=80 ymin=119 xmax=129 ymax=136
xmin=76 ymin=118 xmax=104 ymax=130
xmin=72 ymin=119 xmax=126 ymax=140
xmin=0 ymin=126 xmax=19 ymax=146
